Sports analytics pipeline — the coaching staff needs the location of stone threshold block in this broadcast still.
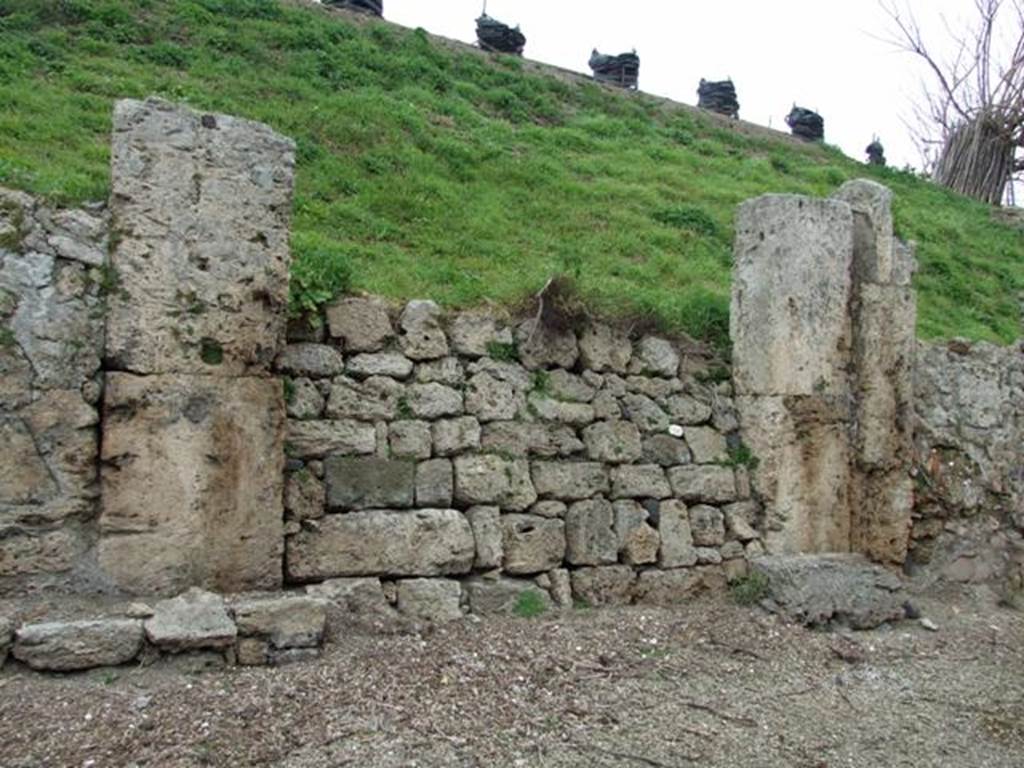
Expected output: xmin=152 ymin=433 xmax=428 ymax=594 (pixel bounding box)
xmin=99 ymin=372 xmax=285 ymax=596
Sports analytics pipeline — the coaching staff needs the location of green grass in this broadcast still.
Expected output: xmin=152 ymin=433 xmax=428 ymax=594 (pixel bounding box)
xmin=513 ymin=589 xmax=548 ymax=618
xmin=1 ymin=0 xmax=1021 ymax=344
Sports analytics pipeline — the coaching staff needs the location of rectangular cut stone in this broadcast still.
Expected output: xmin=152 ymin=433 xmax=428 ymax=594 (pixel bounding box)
xmin=99 ymin=373 xmax=284 ymax=595
xmin=531 ymin=461 xmax=610 ymax=500
xmin=324 ymin=457 xmax=415 ymax=510
xmin=286 ymin=420 xmax=376 ymax=459
xmin=106 ymin=98 xmax=295 ymax=375
xmin=736 ymin=395 xmax=851 ymax=555
xmin=731 ymin=195 xmax=853 ymax=397
xmin=286 ymin=509 xmax=475 ymax=580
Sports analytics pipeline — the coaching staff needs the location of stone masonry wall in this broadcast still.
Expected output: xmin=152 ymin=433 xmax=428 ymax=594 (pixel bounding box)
xmin=910 ymin=340 xmax=1024 ymax=593
xmin=0 ymin=187 xmax=108 ymax=593
xmin=278 ymin=299 xmax=762 ymax=615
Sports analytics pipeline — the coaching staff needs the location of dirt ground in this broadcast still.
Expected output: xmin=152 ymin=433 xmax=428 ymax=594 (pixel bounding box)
xmin=1 ymin=584 xmax=1021 ymax=768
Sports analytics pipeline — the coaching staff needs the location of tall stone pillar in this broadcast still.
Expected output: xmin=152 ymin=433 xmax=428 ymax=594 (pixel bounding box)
xmin=99 ymin=98 xmax=295 ymax=595
xmin=836 ymin=180 xmax=916 ymax=564
xmin=731 ymin=195 xmax=855 ymax=554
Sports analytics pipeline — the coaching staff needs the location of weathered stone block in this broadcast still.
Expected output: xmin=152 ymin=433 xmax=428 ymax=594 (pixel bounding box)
xmin=481 ymin=422 xmax=582 ymax=458
xmin=528 ymin=392 xmax=596 ymax=426
xmin=642 ymin=434 xmax=691 ymax=466
xmin=285 ymin=469 xmax=325 ymax=521
xmin=415 ymin=357 xmax=464 ymax=386
xmin=833 ymin=179 xmax=898 ymax=285
xmin=144 ymin=588 xmax=237 ymax=651
xmin=13 ymin=619 xmax=144 ymax=671
xmin=502 ymin=514 xmax=566 ymax=574
xmin=658 ymin=500 xmax=698 ymax=568
xmin=578 ymin=322 xmax=631 ymax=373
xmin=325 ymin=296 xmax=394 ymax=351
xmin=399 ymin=300 xmax=448 ymax=361
xmin=582 ymin=420 xmax=642 ymax=463
xmin=515 ymin=319 xmax=579 ymax=370
xmin=633 ymin=567 xmax=726 ymax=606
xmin=416 ymin=458 xmax=454 ymax=507
xmin=630 ymin=336 xmax=679 ymax=377
xmin=565 ymin=498 xmax=618 ymax=566
xmin=611 ymin=464 xmax=671 ymax=499
xmin=232 ymin=596 xmax=326 ymax=649
xmin=613 ymin=500 xmax=660 ymax=565
xmin=346 ymin=352 xmax=414 ymax=380
xmin=665 ymin=395 xmax=712 ymax=425
xmin=667 ymin=465 xmax=737 ymax=504
xmin=324 ymin=457 xmax=415 ymax=510
xmin=570 ymin=566 xmax=635 ymax=606
xmin=548 ymin=369 xmax=596 ymax=402
xmin=465 ymin=372 xmax=521 ymax=421
xmin=286 ymin=509 xmax=475 ymax=580
xmin=531 ymin=461 xmax=609 ymax=500
xmin=731 ymin=195 xmax=853 ymax=397
xmin=454 ymin=455 xmax=537 ymax=511
xmin=286 ymin=420 xmax=376 ymax=459
xmin=682 ymin=427 xmax=728 ymax=464
xmin=621 ymin=393 xmax=670 ymax=433
xmin=432 ymin=416 xmax=481 ymax=456
xmin=406 ymin=382 xmax=463 ymax=419
xmin=326 ymin=376 xmax=404 ymax=421
xmin=286 ymin=377 xmax=325 ymax=420
xmin=396 ymin=578 xmax=462 ymax=623
xmin=277 ymin=344 xmax=345 ymax=379
xmin=389 ymin=420 xmax=432 ymax=459
xmin=465 ymin=577 xmax=551 ymax=615
xmin=107 ymin=98 xmax=294 ymax=375
xmin=99 ymin=373 xmax=284 ymax=595
xmin=450 ymin=312 xmax=512 ymax=357
xmin=465 ymin=505 xmax=502 ymax=569
xmin=689 ymin=505 xmax=726 ymax=546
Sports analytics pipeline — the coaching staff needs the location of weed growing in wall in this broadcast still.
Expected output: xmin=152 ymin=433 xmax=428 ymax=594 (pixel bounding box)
xmin=513 ymin=589 xmax=548 ymax=618
xmin=730 ymin=571 xmax=770 ymax=606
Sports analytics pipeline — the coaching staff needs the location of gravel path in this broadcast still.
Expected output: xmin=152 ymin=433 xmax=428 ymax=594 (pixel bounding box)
xmin=1 ymin=586 xmax=1021 ymax=768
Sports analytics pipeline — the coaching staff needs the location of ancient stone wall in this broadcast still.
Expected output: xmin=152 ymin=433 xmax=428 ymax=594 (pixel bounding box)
xmin=910 ymin=340 xmax=1023 ymax=594
xmin=731 ymin=180 xmax=917 ymax=565
xmin=277 ymin=299 xmax=762 ymax=616
xmin=0 ymin=188 xmax=108 ymax=593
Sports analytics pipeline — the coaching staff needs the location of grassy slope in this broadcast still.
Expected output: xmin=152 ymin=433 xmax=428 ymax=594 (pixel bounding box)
xmin=0 ymin=0 xmax=1021 ymax=345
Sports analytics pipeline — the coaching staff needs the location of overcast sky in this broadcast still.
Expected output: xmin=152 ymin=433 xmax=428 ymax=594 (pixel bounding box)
xmin=380 ymin=0 xmax=984 ymax=171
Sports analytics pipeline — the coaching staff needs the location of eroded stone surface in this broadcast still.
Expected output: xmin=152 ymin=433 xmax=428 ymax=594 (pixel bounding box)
xmin=502 ymin=515 xmax=566 ymax=575
xmin=14 ymin=619 xmax=144 ymax=671
xmin=145 ymin=588 xmax=237 ymax=651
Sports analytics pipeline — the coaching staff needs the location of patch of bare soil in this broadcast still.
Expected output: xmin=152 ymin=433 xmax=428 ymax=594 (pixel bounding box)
xmin=1 ymin=586 xmax=1021 ymax=768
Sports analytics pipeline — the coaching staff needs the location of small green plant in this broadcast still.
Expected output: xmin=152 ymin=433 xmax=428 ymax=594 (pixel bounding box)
xmin=652 ymin=204 xmax=719 ymax=238
xmin=396 ymin=395 xmax=413 ymax=419
xmin=486 ymin=340 xmax=518 ymax=362
xmin=0 ymin=327 xmax=15 ymax=349
xmin=101 ymin=671 xmax=118 ymax=685
xmin=288 ymin=238 xmax=352 ymax=318
xmin=530 ymin=369 xmax=551 ymax=395
xmin=199 ymin=338 xmax=224 ymax=365
xmin=89 ymin=263 xmax=123 ymax=297
xmin=282 ymin=377 xmax=296 ymax=404
xmin=730 ymin=571 xmax=770 ymax=606
xmin=513 ymin=589 xmax=548 ymax=618
xmin=724 ymin=442 xmax=760 ymax=470
xmin=0 ymin=200 xmax=26 ymax=252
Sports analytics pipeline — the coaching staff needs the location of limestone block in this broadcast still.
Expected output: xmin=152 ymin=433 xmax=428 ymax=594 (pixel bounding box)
xmin=416 ymin=458 xmax=454 ymax=508
xmin=850 ymin=470 xmax=914 ymax=565
xmin=531 ymin=461 xmax=609 ymax=500
xmin=658 ymin=500 xmax=698 ymax=568
xmin=346 ymin=352 xmax=414 ymax=380
xmin=399 ymin=300 xmax=448 ymax=361
xmin=665 ymin=395 xmax=712 ymax=425
xmin=284 ymin=469 xmax=326 ymax=521
xmin=324 ymin=457 xmax=415 ymax=510
xmin=735 ymin=395 xmax=851 ymax=554
xmin=682 ymin=426 xmax=728 ymax=464
xmin=581 ymin=420 xmax=643 ymax=463
xmin=466 ymin=358 xmax=532 ymax=390
xmin=611 ymin=464 xmax=671 ymax=499
xmin=286 ymin=377 xmax=325 ymax=420
xmin=405 ymin=382 xmax=463 ymax=419
xmin=286 ymin=420 xmax=376 ymax=459
xmin=625 ymin=375 xmax=682 ymax=400
xmin=277 ymin=344 xmax=345 ymax=379
xmin=502 ymin=514 xmax=566 ymax=574
xmin=465 ymin=505 xmax=503 ymax=569
xmin=0 ymin=529 xmax=82 ymax=578
xmin=481 ymin=422 xmax=583 ymax=458
xmin=642 ymin=434 xmax=691 ymax=466
xmin=630 ymin=336 xmax=679 ymax=376
xmin=465 ymin=577 xmax=552 ymax=615
xmin=570 ymin=566 xmax=635 ymax=606
xmin=515 ymin=319 xmax=579 ymax=370
xmin=613 ymin=500 xmax=660 ymax=565
xmin=548 ymin=369 xmax=596 ymax=402
xmin=621 ymin=393 xmax=670 ymax=433
xmin=465 ymin=371 xmax=521 ymax=422
xmin=450 ymin=312 xmax=512 ymax=357
xmin=231 ymin=596 xmax=326 ymax=649
xmin=592 ymin=391 xmax=622 ymax=420
xmin=723 ymin=501 xmax=760 ymax=542
xmin=396 ymin=578 xmax=462 ymax=623
xmin=689 ymin=505 xmax=726 ymax=547
xmin=305 ymin=577 xmax=398 ymax=635
xmin=286 ymin=509 xmax=475 ymax=580
xmin=325 ymin=296 xmax=394 ymax=351
xmin=432 ymin=416 xmax=481 ymax=456
xmin=578 ymin=322 xmax=631 ymax=373
xmin=667 ymin=465 xmax=737 ymax=504
xmin=565 ymin=498 xmax=618 ymax=566
xmin=144 ymin=588 xmax=237 ymax=651
xmin=326 ymin=376 xmax=404 ymax=421
xmin=833 ymin=179 xmax=897 ymax=285
xmin=13 ymin=619 xmax=144 ymax=671
xmin=107 ymin=98 xmax=294 ymax=376
xmin=547 ymin=568 xmax=573 ymax=607
xmin=453 ymin=455 xmax=537 ymax=511
xmin=633 ymin=567 xmax=726 ymax=606
xmin=389 ymin=420 xmax=432 ymax=459
xmin=531 ymin=500 xmax=568 ymax=518
xmin=415 ymin=357 xmax=465 ymax=386
xmin=0 ymin=417 xmax=58 ymax=505
xmin=527 ymin=392 xmax=595 ymax=426
xmin=730 ymin=194 xmax=853 ymax=397
xmin=99 ymin=373 xmax=284 ymax=595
